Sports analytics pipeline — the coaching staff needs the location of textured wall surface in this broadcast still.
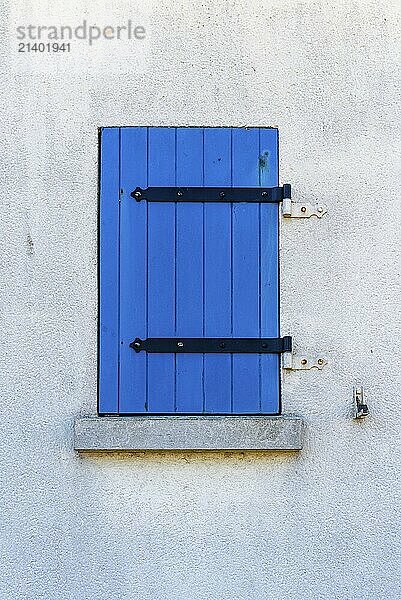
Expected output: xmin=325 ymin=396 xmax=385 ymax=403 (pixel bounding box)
xmin=2 ymin=1 xmax=401 ymax=598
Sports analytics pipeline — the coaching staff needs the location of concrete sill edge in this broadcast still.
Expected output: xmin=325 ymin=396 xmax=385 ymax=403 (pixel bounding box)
xmin=74 ymin=415 xmax=304 ymax=451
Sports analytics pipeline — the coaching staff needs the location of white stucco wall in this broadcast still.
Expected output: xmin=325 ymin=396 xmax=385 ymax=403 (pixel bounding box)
xmin=2 ymin=0 xmax=401 ymax=598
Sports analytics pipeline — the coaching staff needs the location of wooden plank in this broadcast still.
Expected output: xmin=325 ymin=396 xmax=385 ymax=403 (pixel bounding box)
xmin=147 ymin=128 xmax=176 ymax=412
xmin=203 ymin=128 xmax=232 ymax=413
xmin=98 ymin=128 xmax=120 ymax=413
xmin=232 ymin=128 xmax=261 ymax=413
xmin=119 ymin=127 xmax=148 ymax=412
xmin=259 ymin=129 xmax=280 ymax=413
xmin=175 ymin=128 xmax=204 ymax=412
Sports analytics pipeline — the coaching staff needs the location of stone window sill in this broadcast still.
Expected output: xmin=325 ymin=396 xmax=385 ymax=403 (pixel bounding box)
xmin=74 ymin=415 xmax=304 ymax=451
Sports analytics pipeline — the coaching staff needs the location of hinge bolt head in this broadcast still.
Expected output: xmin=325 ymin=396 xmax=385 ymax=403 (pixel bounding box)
xmin=301 ymin=359 xmax=308 ymax=365
xmin=177 ymin=341 xmax=184 ymax=347
xmin=318 ymin=358 xmax=324 ymax=365
xmin=219 ymin=191 xmax=226 ymax=198
xmin=177 ymin=190 xmax=183 ymax=197
xmin=133 ymin=341 xmax=141 ymax=348
xmin=261 ymin=191 xmax=267 ymax=197
xmin=317 ymin=206 xmax=323 ymax=213
xmin=301 ymin=206 xmax=307 ymax=213
xmin=134 ymin=191 xmax=142 ymax=199
xmin=219 ymin=342 xmax=226 ymax=348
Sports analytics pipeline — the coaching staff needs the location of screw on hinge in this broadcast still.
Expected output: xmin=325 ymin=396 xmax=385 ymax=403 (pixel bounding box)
xmin=354 ymin=386 xmax=369 ymax=419
xmin=130 ymin=338 xmax=142 ymax=352
xmin=131 ymin=187 xmax=143 ymax=201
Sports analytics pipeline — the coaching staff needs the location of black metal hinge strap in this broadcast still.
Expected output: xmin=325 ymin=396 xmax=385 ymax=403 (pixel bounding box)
xmin=130 ymin=337 xmax=292 ymax=354
xmin=131 ymin=185 xmax=291 ymax=203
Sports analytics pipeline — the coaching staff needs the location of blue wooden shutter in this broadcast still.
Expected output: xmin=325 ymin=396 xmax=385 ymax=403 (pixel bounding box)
xmin=99 ymin=127 xmax=280 ymax=415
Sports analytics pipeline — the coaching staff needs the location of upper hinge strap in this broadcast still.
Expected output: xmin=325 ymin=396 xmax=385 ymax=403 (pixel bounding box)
xmin=131 ymin=184 xmax=291 ymax=203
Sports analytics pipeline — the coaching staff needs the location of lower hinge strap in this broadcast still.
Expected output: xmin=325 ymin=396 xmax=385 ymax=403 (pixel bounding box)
xmin=130 ymin=336 xmax=292 ymax=354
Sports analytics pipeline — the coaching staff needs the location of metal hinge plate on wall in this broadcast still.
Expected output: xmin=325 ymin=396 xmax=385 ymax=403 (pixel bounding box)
xmin=282 ymin=199 xmax=327 ymax=218
xmin=283 ymin=352 xmax=327 ymax=371
xmin=281 ymin=187 xmax=327 ymax=218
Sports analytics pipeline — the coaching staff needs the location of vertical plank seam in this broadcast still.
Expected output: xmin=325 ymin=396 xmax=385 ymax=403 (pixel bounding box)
xmin=230 ymin=128 xmax=234 ymax=414
xmin=258 ymin=129 xmax=262 ymax=412
xmin=145 ymin=127 xmax=149 ymax=412
xmin=202 ymin=129 xmax=206 ymax=413
xmin=174 ymin=128 xmax=177 ymax=413
xmin=117 ymin=128 xmax=122 ymax=413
